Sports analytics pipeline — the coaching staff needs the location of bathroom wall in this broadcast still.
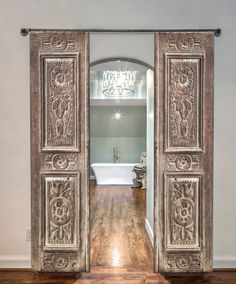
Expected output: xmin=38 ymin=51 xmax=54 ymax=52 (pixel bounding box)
xmin=90 ymin=106 xmax=146 ymax=167
xmin=146 ymin=70 xmax=154 ymax=236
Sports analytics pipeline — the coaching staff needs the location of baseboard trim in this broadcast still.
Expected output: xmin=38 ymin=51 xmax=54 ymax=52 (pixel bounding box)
xmin=0 ymin=256 xmax=31 ymax=268
xmin=144 ymin=219 xmax=236 ymax=269
xmin=145 ymin=218 xmax=154 ymax=247
xmin=213 ymin=257 xmax=236 ymax=268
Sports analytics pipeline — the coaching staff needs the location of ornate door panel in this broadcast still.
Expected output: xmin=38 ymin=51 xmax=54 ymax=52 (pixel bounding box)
xmin=30 ymin=32 xmax=89 ymax=272
xmin=154 ymin=32 xmax=214 ymax=273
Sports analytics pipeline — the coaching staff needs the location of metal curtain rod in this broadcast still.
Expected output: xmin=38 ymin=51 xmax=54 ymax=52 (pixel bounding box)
xmin=20 ymin=28 xmax=222 ymax=37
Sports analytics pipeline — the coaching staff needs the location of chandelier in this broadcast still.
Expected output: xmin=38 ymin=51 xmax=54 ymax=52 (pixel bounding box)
xmin=102 ymin=71 xmax=136 ymax=97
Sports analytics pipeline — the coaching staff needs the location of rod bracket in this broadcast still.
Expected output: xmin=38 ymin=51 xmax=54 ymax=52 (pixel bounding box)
xmin=214 ymin=28 xmax=222 ymax=37
xmin=21 ymin=28 xmax=29 ymax=36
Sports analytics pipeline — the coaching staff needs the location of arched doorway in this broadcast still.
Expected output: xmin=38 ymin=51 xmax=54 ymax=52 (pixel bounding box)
xmin=89 ymin=58 xmax=154 ymax=271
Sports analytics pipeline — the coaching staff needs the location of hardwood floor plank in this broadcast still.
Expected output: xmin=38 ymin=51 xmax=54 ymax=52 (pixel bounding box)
xmin=1 ymin=270 xmax=236 ymax=284
xmin=90 ymin=185 xmax=153 ymax=268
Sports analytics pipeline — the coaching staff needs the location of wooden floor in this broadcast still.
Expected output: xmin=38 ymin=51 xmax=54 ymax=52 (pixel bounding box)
xmin=1 ymin=185 xmax=236 ymax=283
xmin=90 ymin=185 xmax=153 ymax=268
xmin=1 ymin=269 xmax=236 ymax=283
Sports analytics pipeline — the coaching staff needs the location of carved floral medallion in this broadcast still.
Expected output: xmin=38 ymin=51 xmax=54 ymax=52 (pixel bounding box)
xmin=42 ymin=56 xmax=79 ymax=150
xmin=41 ymin=153 xmax=77 ymax=170
xmin=166 ymin=57 xmax=202 ymax=150
xmin=167 ymin=35 xmax=202 ymax=51
xmin=42 ymin=33 xmax=77 ymax=51
xmin=166 ymin=175 xmax=200 ymax=248
xmin=44 ymin=176 xmax=77 ymax=246
xmin=43 ymin=252 xmax=78 ymax=271
xmin=166 ymin=253 xmax=201 ymax=272
xmin=167 ymin=154 xmax=200 ymax=171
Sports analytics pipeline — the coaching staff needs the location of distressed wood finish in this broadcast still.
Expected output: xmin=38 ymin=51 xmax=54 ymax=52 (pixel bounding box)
xmin=154 ymin=32 xmax=214 ymax=273
xmin=30 ymin=31 xmax=89 ymax=272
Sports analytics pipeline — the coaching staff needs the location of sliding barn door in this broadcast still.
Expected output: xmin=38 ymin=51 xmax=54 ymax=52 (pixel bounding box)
xmin=30 ymin=31 xmax=89 ymax=272
xmin=154 ymin=32 xmax=214 ymax=273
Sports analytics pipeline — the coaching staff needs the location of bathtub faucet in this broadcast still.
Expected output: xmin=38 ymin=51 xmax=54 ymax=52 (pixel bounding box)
xmin=113 ymin=147 xmax=120 ymax=163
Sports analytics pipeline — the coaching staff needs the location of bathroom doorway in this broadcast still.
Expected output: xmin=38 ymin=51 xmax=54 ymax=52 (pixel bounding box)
xmin=89 ymin=58 xmax=154 ymax=270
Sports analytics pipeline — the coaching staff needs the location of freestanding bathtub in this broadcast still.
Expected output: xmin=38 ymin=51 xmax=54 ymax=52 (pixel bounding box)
xmin=91 ymin=163 xmax=137 ymax=185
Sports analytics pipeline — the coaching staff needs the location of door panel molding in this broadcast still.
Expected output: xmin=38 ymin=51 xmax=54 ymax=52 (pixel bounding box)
xmin=40 ymin=53 xmax=80 ymax=152
xmin=30 ymin=31 xmax=89 ymax=272
xmin=154 ymin=32 xmax=214 ymax=273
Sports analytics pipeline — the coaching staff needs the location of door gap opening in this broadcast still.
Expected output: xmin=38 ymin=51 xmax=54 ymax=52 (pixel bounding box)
xmin=89 ymin=58 xmax=154 ymax=272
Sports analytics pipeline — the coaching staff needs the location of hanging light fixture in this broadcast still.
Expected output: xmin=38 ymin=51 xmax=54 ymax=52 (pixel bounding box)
xmin=102 ymin=71 xmax=136 ymax=97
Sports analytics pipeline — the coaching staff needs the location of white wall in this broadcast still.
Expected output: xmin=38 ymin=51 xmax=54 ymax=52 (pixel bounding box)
xmin=146 ymin=70 xmax=154 ymax=236
xmin=0 ymin=0 xmax=236 ymax=268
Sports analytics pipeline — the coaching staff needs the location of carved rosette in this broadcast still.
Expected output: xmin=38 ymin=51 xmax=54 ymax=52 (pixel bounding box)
xmin=167 ymin=154 xmax=200 ymax=171
xmin=167 ymin=35 xmax=202 ymax=51
xmin=42 ymin=33 xmax=78 ymax=51
xmin=166 ymin=57 xmax=202 ymax=151
xmin=43 ymin=252 xmax=79 ymax=271
xmin=41 ymin=153 xmax=78 ymax=170
xmin=166 ymin=175 xmax=200 ymax=248
xmin=44 ymin=176 xmax=77 ymax=247
xmin=166 ymin=253 xmax=201 ymax=272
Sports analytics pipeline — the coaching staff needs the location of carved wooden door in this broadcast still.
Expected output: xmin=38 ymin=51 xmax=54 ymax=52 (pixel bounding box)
xmin=154 ymin=32 xmax=214 ymax=273
xmin=30 ymin=31 xmax=89 ymax=272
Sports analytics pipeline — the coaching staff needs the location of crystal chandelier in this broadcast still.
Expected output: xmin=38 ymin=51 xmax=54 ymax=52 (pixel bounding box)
xmin=102 ymin=71 xmax=136 ymax=97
